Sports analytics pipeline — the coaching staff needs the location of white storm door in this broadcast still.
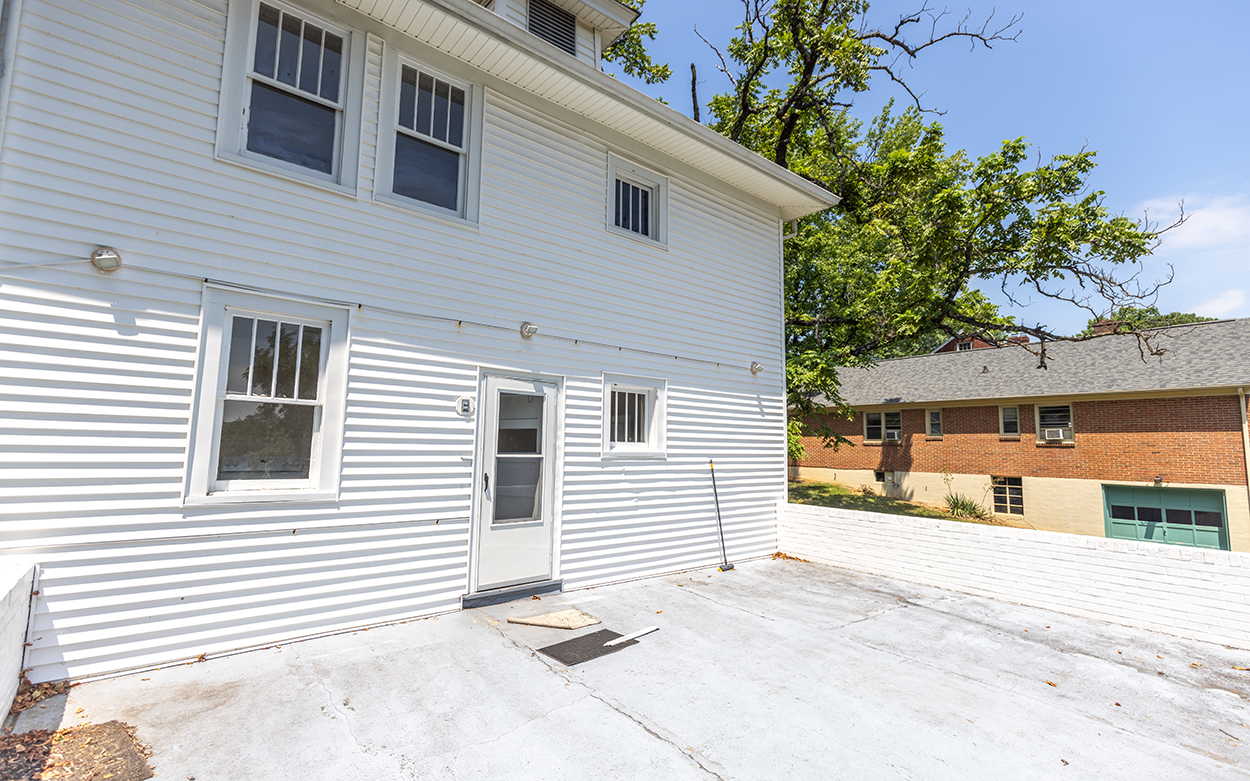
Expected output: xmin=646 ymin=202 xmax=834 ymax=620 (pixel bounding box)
xmin=474 ymin=375 xmax=558 ymax=591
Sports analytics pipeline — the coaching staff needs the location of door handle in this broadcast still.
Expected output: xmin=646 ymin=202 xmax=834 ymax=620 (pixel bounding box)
xmin=483 ymin=472 xmax=489 ymax=493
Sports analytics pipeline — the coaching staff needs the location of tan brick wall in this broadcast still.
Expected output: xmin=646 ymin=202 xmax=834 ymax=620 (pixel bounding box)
xmin=797 ymin=394 xmax=1250 ymax=487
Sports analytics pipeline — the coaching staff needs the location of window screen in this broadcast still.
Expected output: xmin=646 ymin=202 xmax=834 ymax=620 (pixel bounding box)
xmin=1001 ymin=406 xmax=1019 ymax=435
xmin=611 ymin=390 xmax=647 ymax=444
xmin=615 ymin=179 xmax=651 ymax=237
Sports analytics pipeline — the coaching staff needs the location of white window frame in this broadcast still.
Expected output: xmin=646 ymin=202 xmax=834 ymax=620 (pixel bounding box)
xmin=926 ymin=408 xmax=943 ymax=438
xmin=374 ymin=52 xmax=485 ymax=224
xmin=999 ymin=405 xmax=1020 ymax=437
xmin=1035 ymin=403 xmax=1074 ymax=444
xmin=956 ymin=341 xmax=972 ymax=351
xmin=185 ymin=287 xmax=350 ymax=505
xmin=601 ymin=373 xmax=666 ymax=458
xmin=216 ymin=0 xmax=365 ymax=192
xmin=607 ymin=154 xmax=668 ymax=246
xmin=864 ymin=411 xmax=901 ymax=443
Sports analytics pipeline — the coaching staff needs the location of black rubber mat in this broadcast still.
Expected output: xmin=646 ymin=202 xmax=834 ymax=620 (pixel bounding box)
xmin=536 ymin=629 xmax=639 ymax=666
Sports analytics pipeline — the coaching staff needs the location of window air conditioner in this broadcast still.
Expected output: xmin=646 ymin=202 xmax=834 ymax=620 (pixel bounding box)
xmin=884 ymin=431 xmax=900 ymax=441
xmin=1044 ymin=428 xmax=1066 ymax=441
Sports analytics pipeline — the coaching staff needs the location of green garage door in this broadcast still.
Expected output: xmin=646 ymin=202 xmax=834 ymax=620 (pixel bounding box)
xmin=1103 ymin=485 xmax=1228 ymax=550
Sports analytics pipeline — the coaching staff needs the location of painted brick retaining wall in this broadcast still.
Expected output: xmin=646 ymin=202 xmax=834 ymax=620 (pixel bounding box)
xmin=779 ymin=503 xmax=1250 ymax=649
xmin=1 ymin=563 xmax=35 ymax=715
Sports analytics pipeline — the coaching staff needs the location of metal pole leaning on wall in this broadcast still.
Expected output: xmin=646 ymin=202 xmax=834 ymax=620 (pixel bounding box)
xmin=709 ymin=459 xmax=733 ymax=572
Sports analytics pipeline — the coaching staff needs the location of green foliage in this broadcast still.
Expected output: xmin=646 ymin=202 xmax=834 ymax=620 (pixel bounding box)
xmin=943 ymin=492 xmax=991 ymax=520
xmin=601 ymin=0 xmax=672 ymax=85
xmin=1078 ymin=306 xmax=1216 ymax=336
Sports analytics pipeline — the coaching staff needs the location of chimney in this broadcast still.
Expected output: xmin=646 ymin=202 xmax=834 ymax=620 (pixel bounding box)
xmin=1007 ymin=336 xmax=1029 ymax=344
xmin=1089 ymin=320 xmax=1119 ymax=336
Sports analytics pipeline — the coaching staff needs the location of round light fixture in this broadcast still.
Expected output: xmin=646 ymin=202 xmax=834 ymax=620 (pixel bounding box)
xmin=750 ymin=362 xmax=763 ymax=374
xmin=91 ymin=247 xmax=122 ymax=273
xmin=520 ymin=322 xmax=538 ymax=339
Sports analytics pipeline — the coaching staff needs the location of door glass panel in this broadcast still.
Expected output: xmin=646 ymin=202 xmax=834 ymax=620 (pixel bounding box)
xmin=1194 ymin=510 xmax=1223 ymax=528
xmin=497 ymin=392 xmax=542 ymax=453
xmin=1165 ymin=508 xmax=1193 ymax=525
xmin=1136 ymin=506 xmax=1162 ymax=523
xmin=495 ymin=456 xmax=541 ymax=522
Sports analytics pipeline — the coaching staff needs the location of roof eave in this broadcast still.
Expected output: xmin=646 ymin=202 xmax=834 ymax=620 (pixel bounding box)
xmin=340 ymin=0 xmax=840 ymax=219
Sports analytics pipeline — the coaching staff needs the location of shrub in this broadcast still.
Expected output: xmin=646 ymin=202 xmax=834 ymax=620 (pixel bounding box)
xmin=944 ymin=493 xmax=990 ymax=520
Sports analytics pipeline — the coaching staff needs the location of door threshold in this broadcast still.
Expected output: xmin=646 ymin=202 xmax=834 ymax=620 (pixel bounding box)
xmin=462 ymin=579 xmax=563 ymax=609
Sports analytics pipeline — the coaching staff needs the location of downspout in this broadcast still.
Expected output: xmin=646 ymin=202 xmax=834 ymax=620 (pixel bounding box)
xmin=0 ymin=0 xmax=24 ymax=168
xmin=1239 ymin=388 xmax=1250 ymax=521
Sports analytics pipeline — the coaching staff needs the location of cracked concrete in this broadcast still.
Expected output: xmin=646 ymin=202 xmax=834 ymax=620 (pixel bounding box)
xmin=12 ymin=558 xmax=1250 ymax=779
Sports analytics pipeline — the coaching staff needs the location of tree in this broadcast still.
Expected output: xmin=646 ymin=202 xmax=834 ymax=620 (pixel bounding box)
xmin=1078 ymin=306 xmax=1216 ymax=336
xmin=602 ymin=0 xmax=672 ymax=85
xmin=609 ymin=2 xmax=1183 ymax=456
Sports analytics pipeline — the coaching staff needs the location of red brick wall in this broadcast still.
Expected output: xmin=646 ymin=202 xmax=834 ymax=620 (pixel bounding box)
xmin=797 ymin=394 xmax=1250 ymax=486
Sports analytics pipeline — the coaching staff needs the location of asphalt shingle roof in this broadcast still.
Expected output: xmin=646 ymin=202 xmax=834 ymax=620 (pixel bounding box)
xmin=828 ymin=317 xmax=1250 ymax=407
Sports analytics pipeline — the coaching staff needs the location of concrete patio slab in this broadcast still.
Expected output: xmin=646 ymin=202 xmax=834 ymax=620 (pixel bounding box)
xmin=13 ymin=558 xmax=1250 ymax=779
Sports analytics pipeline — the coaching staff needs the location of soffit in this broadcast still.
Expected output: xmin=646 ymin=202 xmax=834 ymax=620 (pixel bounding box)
xmin=338 ymin=0 xmax=840 ymax=220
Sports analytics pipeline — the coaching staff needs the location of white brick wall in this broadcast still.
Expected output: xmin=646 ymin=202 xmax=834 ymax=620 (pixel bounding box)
xmin=779 ymin=503 xmax=1250 ymax=649
xmin=1 ymin=563 xmax=35 ymax=713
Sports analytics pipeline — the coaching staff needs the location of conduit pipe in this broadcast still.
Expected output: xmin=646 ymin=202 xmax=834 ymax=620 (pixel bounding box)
xmin=1239 ymin=387 xmax=1250 ymax=522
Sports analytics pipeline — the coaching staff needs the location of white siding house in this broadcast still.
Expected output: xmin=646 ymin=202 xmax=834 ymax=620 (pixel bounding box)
xmin=0 ymin=0 xmax=836 ymax=683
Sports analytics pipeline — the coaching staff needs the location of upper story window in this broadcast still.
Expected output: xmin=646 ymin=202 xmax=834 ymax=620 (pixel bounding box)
xmin=528 ymin=0 xmax=577 ymax=55
xmin=1000 ymin=406 xmax=1019 ymax=436
xmin=956 ymin=341 xmax=972 ymax=351
xmin=248 ymin=3 xmax=344 ymax=175
xmin=217 ymin=0 xmax=363 ymax=189
xmin=1037 ymin=404 xmax=1073 ymax=443
xmin=865 ymin=411 xmax=901 ymax=442
xmin=394 ymin=65 xmax=468 ymax=212
xmin=607 ymin=155 xmax=668 ymax=245
xmin=927 ymin=409 xmax=942 ymax=437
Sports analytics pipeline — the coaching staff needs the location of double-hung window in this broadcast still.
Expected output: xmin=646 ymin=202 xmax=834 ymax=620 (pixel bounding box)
xmin=217 ymin=0 xmax=362 ymax=188
xmin=865 ymin=411 xmax=901 ymax=442
xmin=393 ymin=65 xmax=467 ymax=213
xmin=1000 ymin=406 xmax=1020 ymax=436
xmin=377 ymin=55 xmax=482 ymax=221
xmin=602 ymin=374 xmax=666 ymax=457
xmin=927 ymin=409 xmax=943 ymax=437
xmin=186 ymin=288 xmax=349 ymax=504
xmin=607 ymin=155 xmax=668 ymax=245
xmin=1037 ymin=404 xmax=1074 ymax=443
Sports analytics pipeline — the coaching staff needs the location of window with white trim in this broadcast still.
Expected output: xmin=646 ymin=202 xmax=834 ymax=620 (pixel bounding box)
xmin=602 ymin=374 xmax=666 ymax=457
xmin=217 ymin=0 xmax=362 ymax=187
xmin=865 ymin=411 xmax=901 ymax=442
xmin=607 ymin=155 xmax=667 ymax=245
xmin=1036 ymin=404 xmax=1074 ymax=443
xmin=1000 ymin=405 xmax=1020 ymax=436
xmin=393 ymin=64 xmax=468 ymax=212
xmin=186 ymin=288 xmax=349 ymax=504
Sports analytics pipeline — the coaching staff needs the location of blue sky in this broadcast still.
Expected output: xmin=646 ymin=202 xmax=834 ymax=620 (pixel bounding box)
xmin=604 ymin=1 xmax=1250 ymax=335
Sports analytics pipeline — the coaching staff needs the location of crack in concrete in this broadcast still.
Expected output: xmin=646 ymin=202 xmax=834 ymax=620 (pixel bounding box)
xmin=481 ymin=617 xmax=727 ymax=780
xmin=679 ymin=586 xmax=775 ymax=622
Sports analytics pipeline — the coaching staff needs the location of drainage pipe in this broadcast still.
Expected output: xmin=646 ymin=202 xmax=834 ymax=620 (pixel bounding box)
xmin=1239 ymin=388 xmax=1250 ymax=522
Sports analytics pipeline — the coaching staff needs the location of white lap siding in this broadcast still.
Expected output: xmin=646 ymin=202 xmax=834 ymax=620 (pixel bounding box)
xmin=0 ymin=0 xmax=786 ymax=681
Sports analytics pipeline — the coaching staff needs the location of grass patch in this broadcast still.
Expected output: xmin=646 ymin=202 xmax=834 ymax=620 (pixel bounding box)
xmin=788 ymin=479 xmax=950 ymax=520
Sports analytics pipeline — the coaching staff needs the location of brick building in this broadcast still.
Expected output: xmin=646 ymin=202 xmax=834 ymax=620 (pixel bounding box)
xmin=793 ymin=318 xmax=1250 ymax=551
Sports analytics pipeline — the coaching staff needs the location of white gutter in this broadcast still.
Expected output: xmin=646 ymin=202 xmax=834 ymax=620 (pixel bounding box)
xmin=1239 ymin=387 xmax=1250 ymax=514
xmin=0 ymin=0 xmax=24 ymax=165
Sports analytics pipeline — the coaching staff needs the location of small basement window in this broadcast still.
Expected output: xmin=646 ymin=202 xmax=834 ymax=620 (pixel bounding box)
xmin=528 ymin=0 xmax=577 ymax=55
xmin=873 ymin=471 xmax=886 ymax=482
xmin=992 ymin=477 xmax=1023 ymax=514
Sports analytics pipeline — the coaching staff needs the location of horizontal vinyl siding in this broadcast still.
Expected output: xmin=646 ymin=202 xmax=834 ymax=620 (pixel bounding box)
xmin=0 ymin=0 xmax=786 ymax=681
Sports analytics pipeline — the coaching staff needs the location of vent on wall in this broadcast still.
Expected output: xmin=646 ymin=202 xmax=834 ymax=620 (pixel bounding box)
xmin=528 ymin=0 xmax=577 ymax=56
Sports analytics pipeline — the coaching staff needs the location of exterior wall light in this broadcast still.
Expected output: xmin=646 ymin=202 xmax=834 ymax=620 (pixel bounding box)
xmin=750 ymin=362 xmax=763 ymax=374
xmin=90 ymin=247 xmax=122 ymax=272
xmin=519 ymin=322 xmax=538 ymax=338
